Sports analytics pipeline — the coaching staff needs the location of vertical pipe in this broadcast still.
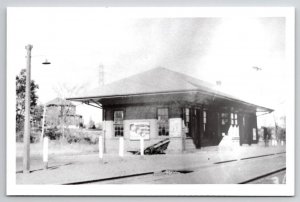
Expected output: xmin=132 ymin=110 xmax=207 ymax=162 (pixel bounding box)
xmin=23 ymin=44 xmax=33 ymax=174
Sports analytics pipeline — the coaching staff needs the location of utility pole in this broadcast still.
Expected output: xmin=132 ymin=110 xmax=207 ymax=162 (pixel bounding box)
xmin=23 ymin=44 xmax=33 ymax=174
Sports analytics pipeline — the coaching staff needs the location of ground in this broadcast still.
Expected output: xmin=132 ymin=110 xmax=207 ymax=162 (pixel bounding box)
xmin=16 ymin=141 xmax=286 ymax=185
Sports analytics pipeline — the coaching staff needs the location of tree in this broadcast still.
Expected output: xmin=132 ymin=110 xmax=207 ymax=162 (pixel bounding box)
xmin=16 ymin=69 xmax=39 ymax=141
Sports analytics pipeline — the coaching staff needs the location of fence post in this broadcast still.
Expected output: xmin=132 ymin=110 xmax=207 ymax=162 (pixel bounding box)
xmin=43 ymin=136 xmax=49 ymax=169
xmin=99 ymin=135 xmax=104 ymax=159
xmin=140 ymin=137 xmax=144 ymax=156
xmin=119 ymin=137 xmax=124 ymax=157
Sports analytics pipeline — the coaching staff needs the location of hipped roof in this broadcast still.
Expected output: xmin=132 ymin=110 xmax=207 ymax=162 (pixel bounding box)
xmin=68 ymin=67 xmax=272 ymax=112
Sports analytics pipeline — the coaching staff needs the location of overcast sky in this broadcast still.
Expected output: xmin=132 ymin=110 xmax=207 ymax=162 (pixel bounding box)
xmin=8 ymin=8 xmax=288 ymax=124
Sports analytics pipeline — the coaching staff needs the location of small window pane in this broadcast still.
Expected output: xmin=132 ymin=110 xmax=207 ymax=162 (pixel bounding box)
xmin=221 ymin=113 xmax=229 ymax=125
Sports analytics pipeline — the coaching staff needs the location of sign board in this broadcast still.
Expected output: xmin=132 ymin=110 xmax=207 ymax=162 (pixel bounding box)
xmin=129 ymin=122 xmax=150 ymax=140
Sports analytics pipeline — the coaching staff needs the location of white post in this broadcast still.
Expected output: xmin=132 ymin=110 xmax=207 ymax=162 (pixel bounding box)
xmin=119 ymin=137 xmax=124 ymax=157
xmin=99 ymin=135 xmax=104 ymax=159
xmin=43 ymin=136 xmax=49 ymax=169
xmin=140 ymin=137 xmax=144 ymax=156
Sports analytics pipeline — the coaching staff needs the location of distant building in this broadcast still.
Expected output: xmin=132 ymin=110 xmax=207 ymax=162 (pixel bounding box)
xmin=45 ymin=97 xmax=83 ymax=129
xmin=68 ymin=67 xmax=273 ymax=153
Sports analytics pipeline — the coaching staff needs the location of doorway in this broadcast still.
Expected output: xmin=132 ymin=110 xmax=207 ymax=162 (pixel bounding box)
xmin=188 ymin=108 xmax=203 ymax=149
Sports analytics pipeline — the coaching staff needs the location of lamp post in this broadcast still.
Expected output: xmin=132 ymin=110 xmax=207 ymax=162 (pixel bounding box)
xmin=23 ymin=44 xmax=51 ymax=174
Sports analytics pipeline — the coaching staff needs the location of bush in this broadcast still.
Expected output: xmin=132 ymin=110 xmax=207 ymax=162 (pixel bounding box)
xmin=30 ymin=128 xmax=41 ymax=143
xmin=16 ymin=130 xmax=23 ymax=142
xmin=16 ymin=127 xmax=42 ymax=143
xmin=65 ymin=128 xmax=100 ymax=144
xmin=43 ymin=127 xmax=101 ymax=144
xmin=45 ymin=127 xmax=62 ymax=140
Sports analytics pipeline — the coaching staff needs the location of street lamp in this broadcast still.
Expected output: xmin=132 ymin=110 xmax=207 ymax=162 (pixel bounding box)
xmin=42 ymin=59 xmax=51 ymax=65
xmin=23 ymin=44 xmax=51 ymax=174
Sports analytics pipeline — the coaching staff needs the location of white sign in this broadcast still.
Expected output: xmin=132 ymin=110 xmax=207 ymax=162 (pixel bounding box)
xmin=129 ymin=122 xmax=150 ymax=140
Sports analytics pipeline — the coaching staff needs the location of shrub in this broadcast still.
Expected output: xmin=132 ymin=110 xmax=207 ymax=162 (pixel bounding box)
xmin=45 ymin=127 xmax=62 ymax=140
xmin=65 ymin=128 xmax=100 ymax=144
xmin=16 ymin=127 xmax=42 ymax=143
xmin=43 ymin=127 xmax=101 ymax=144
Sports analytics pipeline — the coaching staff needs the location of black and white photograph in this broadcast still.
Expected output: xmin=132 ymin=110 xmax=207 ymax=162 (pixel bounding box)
xmin=6 ymin=7 xmax=295 ymax=196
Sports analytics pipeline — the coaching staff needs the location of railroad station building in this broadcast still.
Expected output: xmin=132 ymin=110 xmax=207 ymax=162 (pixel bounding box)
xmin=68 ymin=67 xmax=272 ymax=153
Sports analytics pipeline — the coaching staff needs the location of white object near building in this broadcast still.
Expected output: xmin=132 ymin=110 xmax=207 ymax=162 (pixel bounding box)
xmin=119 ymin=137 xmax=124 ymax=157
xmin=99 ymin=135 xmax=104 ymax=159
xmin=140 ymin=137 xmax=144 ymax=156
xmin=43 ymin=136 xmax=49 ymax=169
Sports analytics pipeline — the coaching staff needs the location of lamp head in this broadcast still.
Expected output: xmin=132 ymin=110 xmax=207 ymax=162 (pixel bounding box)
xmin=42 ymin=59 xmax=51 ymax=65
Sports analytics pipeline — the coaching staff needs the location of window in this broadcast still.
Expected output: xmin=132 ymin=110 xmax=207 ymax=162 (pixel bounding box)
xmin=182 ymin=108 xmax=191 ymax=137
xmin=114 ymin=111 xmax=124 ymax=137
xmin=231 ymin=113 xmax=238 ymax=126
xmin=182 ymin=108 xmax=190 ymax=125
xmin=185 ymin=108 xmax=190 ymax=123
xmin=157 ymin=108 xmax=169 ymax=136
xmin=221 ymin=113 xmax=229 ymax=125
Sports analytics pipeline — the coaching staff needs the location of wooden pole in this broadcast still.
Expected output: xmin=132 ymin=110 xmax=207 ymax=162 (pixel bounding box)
xmin=23 ymin=44 xmax=33 ymax=174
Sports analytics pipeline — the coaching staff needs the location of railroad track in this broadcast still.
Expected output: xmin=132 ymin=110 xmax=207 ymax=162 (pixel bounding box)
xmin=239 ymin=167 xmax=286 ymax=184
xmin=63 ymin=152 xmax=286 ymax=185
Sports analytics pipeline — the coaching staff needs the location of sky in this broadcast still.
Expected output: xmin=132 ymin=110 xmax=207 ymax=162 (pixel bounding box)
xmin=7 ymin=8 xmax=288 ymax=125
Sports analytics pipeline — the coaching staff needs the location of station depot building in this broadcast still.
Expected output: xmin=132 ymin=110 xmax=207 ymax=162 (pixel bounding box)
xmin=68 ymin=67 xmax=272 ymax=153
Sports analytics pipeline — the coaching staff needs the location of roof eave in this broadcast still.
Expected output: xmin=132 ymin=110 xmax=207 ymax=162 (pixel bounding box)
xmin=67 ymin=89 xmax=273 ymax=112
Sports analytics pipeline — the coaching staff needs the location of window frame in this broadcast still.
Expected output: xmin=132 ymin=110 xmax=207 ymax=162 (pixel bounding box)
xmin=113 ymin=110 xmax=124 ymax=137
xmin=157 ymin=107 xmax=169 ymax=136
xmin=203 ymin=109 xmax=207 ymax=131
xmin=221 ymin=112 xmax=230 ymax=125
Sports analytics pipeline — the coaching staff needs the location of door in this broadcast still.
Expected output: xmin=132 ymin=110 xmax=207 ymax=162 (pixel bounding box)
xmin=189 ymin=108 xmax=203 ymax=149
